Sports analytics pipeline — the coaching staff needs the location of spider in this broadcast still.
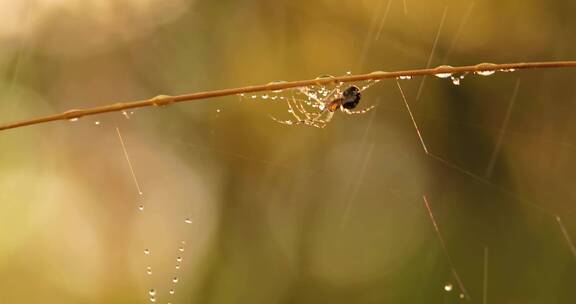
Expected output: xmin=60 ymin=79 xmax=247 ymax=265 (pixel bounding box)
xmin=271 ymin=84 xmax=376 ymax=128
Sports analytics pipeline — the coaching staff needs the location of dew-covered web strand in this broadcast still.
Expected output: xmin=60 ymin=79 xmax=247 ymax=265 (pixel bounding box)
xmin=485 ymin=78 xmax=521 ymax=178
xmin=115 ymin=126 xmax=143 ymax=196
xmin=115 ymin=126 xmax=156 ymax=301
xmin=423 ymin=195 xmax=471 ymax=300
xmin=396 ymin=81 xmax=429 ymax=154
xmin=415 ymin=6 xmax=448 ymax=102
xmin=556 ymin=216 xmax=576 ymax=259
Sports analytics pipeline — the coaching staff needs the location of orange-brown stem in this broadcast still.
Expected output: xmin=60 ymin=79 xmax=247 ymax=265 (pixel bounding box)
xmin=1 ymin=61 xmax=575 ymax=132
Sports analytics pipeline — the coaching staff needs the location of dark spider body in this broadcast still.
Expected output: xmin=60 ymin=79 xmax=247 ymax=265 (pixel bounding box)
xmin=327 ymin=85 xmax=361 ymax=111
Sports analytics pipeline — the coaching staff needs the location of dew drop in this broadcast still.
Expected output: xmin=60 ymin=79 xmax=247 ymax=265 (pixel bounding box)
xmin=175 ymin=264 xmax=181 ymax=270
xmin=144 ymin=249 xmax=150 ymax=255
xmin=169 ymin=289 xmax=175 ymax=295
xmin=475 ymin=62 xmax=498 ymax=73
xmin=146 ymin=266 xmax=152 ymax=275
xmin=172 ymin=277 xmax=179 ymax=283
xmin=434 ymin=65 xmax=453 ymax=78
xmin=94 ymin=121 xmax=101 ymax=125
xmin=261 ymin=94 xmax=269 ymax=99
xmin=149 ymin=289 xmax=156 ymax=296
xmin=181 ymin=241 xmax=186 ymax=245
xmin=176 ymin=256 xmax=183 ymax=262
xmin=69 ymin=118 xmax=79 ymax=122
xmin=500 ymin=68 xmax=516 ymax=72
xmin=216 ymin=109 xmax=221 ymax=113
xmin=345 ymin=71 xmax=352 ymax=75
xmin=459 ymin=293 xmax=465 ymax=299
xmin=149 ymin=297 xmax=156 ymax=303
xmin=444 ymin=284 xmax=453 ymax=292
xmin=178 ymin=247 xmax=184 ymax=252
xmin=397 ymin=75 xmax=412 ymax=80
xmin=451 ymin=77 xmax=461 ymax=85
xmin=138 ymin=205 xmax=144 ymax=211
xmin=435 ymin=72 xmax=452 ymax=79
xmin=184 ymin=218 xmax=193 ymax=224
xmin=476 ymin=70 xmax=495 ymax=76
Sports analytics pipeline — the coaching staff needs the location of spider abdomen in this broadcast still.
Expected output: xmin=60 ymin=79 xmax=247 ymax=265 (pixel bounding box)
xmin=341 ymin=85 xmax=361 ymax=109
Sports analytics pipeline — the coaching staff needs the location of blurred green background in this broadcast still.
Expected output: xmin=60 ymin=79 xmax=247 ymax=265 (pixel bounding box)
xmin=1 ymin=0 xmax=576 ymax=303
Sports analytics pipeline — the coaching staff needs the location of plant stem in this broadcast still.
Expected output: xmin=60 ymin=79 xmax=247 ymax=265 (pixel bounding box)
xmin=1 ymin=61 xmax=575 ymax=132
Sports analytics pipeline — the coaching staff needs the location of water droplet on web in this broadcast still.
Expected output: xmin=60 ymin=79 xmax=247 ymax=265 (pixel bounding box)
xmin=172 ymin=277 xmax=179 ymax=283
xmin=500 ymin=68 xmax=516 ymax=72
xmin=149 ymin=289 xmax=156 ymax=296
xmin=345 ymin=71 xmax=352 ymax=75
xmin=169 ymin=289 xmax=175 ymax=295
xmin=450 ymin=73 xmax=467 ymax=86
xmin=476 ymin=70 xmax=495 ymax=76
xmin=94 ymin=121 xmax=101 ymax=125
xmin=216 ymin=109 xmax=221 ymax=113
xmin=434 ymin=65 xmax=453 ymax=78
xmin=261 ymin=94 xmax=269 ymax=99
xmin=444 ymin=283 xmax=453 ymax=292
xmin=251 ymin=95 xmax=257 ymax=99
xmin=184 ymin=218 xmax=193 ymax=224
xmin=138 ymin=204 xmax=144 ymax=211
xmin=149 ymin=297 xmax=156 ymax=303
xmin=146 ymin=266 xmax=152 ymax=275
xmin=475 ymin=62 xmax=498 ymax=75
xmin=144 ymin=249 xmax=150 ymax=255
xmin=176 ymin=256 xmax=183 ymax=262
xmin=175 ymin=264 xmax=181 ymax=270
xmin=122 ymin=111 xmax=131 ymax=120
xmin=397 ymin=75 xmax=412 ymax=80
xmin=181 ymin=241 xmax=186 ymax=245
xmin=69 ymin=118 xmax=79 ymax=122
xmin=178 ymin=247 xmax=184 ymax=252
xmin=459 ymin=293 xmax=465 ymax=299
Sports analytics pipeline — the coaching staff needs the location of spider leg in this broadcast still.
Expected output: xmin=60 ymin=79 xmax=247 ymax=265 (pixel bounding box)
xmin=358 ymin=79 xmax=380 ymax=93
xmin=319 ymin=110 xmax=335 ymax=123
xmin=342 ymin=105 xmax=377 ymax=115
xmin=269 ymin=115 xmax=306 ymax=126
